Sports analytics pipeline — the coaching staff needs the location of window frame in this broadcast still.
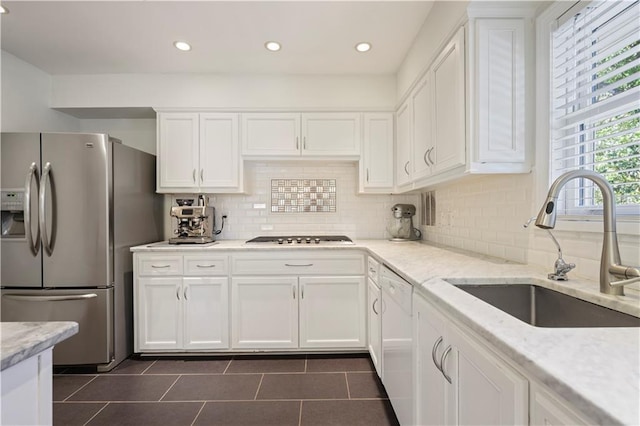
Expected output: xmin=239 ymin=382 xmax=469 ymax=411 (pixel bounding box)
xmin=535 ymin=0 xmax=640 ymax=236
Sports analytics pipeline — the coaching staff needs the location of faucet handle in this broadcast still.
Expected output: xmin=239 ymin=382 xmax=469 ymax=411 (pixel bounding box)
xmin=548 ymin=258 xmax=576 ymax=281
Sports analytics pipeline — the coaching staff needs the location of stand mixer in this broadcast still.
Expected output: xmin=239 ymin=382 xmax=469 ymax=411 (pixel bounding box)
xmin=387 ymin=204 xmax=422 ymax=241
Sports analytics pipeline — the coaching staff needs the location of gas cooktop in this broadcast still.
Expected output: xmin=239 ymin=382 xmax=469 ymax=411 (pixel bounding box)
xmin=245 ymin=235 xmax=354 ymax=245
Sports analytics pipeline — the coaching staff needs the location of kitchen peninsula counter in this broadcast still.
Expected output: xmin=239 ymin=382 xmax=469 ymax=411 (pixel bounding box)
xmin=131 ymin=239 xmax=640 ymax=425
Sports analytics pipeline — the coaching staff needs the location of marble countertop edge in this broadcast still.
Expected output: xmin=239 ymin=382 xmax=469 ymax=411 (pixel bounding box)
xmin=1 ymin=321 xmax=79 ymax=371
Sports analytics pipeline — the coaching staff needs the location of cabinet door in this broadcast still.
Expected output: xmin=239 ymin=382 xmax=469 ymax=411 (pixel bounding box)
xmin=241 ymin=113 xmax=300 ymax=156
xmin=449 ymin=323 xmax=528 ymax=425
xmin=475 ymin=18 xmax=526 ymax=163
xmin=231 ymin=277 xmax=298 ymax=349
xmin=299 ymin=276 xmax=366 ymax=348
xmin=157 ymin=113 xmax=199 ymax=190
xmin=199 ymin=113 xmax=241 ymax=190
xmin=414 ymin=295 xmax=448 ymax=426
xmin=432 ymin=27 xmax=466 ymax=174
xmin=530 ymin=384 xmax=589 ymax=426
xmin=301 ymin=113 xmax=360 ymax=156
xmin=396 ymin=101 xmax=412 ymax=186
xmin=361 ymin=113 xmax=394 ymax=192
xmin=411 ymin=73 xmax=434 ymax=180
xmin=183 ymin=277 xmax=229 ymax=350
xmin=137 ymin=277 xmax=181 ymax=351
xmin=367 ymin=278 xmax=382 ymax=377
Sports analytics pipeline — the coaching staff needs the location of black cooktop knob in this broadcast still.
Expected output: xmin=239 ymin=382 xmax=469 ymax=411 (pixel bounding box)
xmin=314 ymin=238 xmax=320 ymax=244
xmin=306 ymin=238 xmax=311 ymax=243
xmin=277 ymin=238 xmax=284 ymax=244
xmin=296 ymin=238 xmax=302 ymax=243
xmin=287 ymin=238 xmax=293 ymax=243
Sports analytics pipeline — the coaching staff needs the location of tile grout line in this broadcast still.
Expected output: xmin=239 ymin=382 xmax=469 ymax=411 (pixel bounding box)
xmin=298 ymin=400 xmax=304 ymax=426
xmin=63 ymin=375 xmax=99 ymax=402
xmin=345 ymin=372 xmax=351 ymax=400
xmin=253 ymin=373 xmax=265 ymax=400
xmin=157 ymin=375 xmax=182 ymax=402
xmin=140 ymin=359 xmax=158 ymax=375
xmin=222 ymin=358 xmax=232 ymax=374
xmin=190 ymin=401 xmax=207 ymax=426
xmin=82 ymin=401 xmax=109 ymax=426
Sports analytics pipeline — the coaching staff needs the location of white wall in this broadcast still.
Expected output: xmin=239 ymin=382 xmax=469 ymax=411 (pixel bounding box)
xmin=79 ymin=119 xmax=156 ymax=154
xmin=1 ymin=51 xmax=80 ymax=132
xmin=165 ymin=162 xmax=419 ymax=241
xmin=51 ymin=74 xmax=397 ymax=110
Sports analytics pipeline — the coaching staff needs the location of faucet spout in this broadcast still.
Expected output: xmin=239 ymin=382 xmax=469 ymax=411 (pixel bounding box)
xmin=535 ymin=170 xmax=635 ymax=296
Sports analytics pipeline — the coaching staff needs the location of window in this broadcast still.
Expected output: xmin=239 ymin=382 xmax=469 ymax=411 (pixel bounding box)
xmin=551 ymin=0 xmax=639 ymax=216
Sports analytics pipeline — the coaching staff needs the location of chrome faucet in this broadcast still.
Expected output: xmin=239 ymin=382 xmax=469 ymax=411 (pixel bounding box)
xmin=535 ymin=170 xmax=640 ymax=296
xmin=524 ymin=216 xmax=575 ymax=281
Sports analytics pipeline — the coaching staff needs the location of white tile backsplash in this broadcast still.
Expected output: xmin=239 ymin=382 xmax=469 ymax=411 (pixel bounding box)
xmin=165 ymin=162 xmax=419 ymax=241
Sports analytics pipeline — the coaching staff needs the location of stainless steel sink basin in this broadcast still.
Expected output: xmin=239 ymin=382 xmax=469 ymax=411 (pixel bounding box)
xmin=454 ymin=284 xmax=640 ymax=328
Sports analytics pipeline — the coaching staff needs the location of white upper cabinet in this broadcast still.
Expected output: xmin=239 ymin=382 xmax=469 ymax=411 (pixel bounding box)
xmin=467 ymin=6 xmax=533 ymax=173
xmin=411 ymin=73 xmax=434 ymax=181
xmin=242 ymin=112 xmax=360 ymax=158
xmin=360 ymin=113 xmax=394 ymax=193
xmin=156 ymin=111 xmax=243 ymax=193
xmin=241 ymin=113 xmax=301 ymax=156
xmin=432 ymin=26 xmax=466 ymax=175
xmin=302 ymin=113 xmax=360 ymax=156
xmin=395 ymin=101 xmax=412 ymax=187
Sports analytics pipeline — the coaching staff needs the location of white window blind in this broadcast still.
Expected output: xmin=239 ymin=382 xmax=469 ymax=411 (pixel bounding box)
xmin=551 ymin=0 xmax=640 ymax=215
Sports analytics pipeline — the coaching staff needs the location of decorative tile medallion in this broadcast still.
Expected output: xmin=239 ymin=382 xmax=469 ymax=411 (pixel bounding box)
xmin=271 ymin=179 xmax=337 ymax=213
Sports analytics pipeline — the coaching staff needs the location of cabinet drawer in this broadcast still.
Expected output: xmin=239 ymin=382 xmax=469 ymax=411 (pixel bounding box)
xmin=184 ymin=255 xmax=229 ymax=276
xmin=137 ymin=255 xmax=183 ymax=276
xmin=232 ymin=252 xmax=365 ymax=275
xmin=367 ymin=257 xmax=380 ymax=283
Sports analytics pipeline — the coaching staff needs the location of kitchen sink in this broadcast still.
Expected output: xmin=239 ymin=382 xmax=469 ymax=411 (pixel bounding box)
xmin=454 ymin=284 xmax=640 ymax=328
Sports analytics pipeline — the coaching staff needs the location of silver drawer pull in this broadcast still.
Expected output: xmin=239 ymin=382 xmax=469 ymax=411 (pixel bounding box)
xmin=151 ymin=264 xmax=171 ymax=269
xmin=440 ymin=345 xmax=453 ymax=384
xmin=196 ymin=264 xmax=216 ymax=268
xmin=431 ymin=336 xmax=444 ymax=371
xmin=284 ymin=263 xmax=313 ymax=267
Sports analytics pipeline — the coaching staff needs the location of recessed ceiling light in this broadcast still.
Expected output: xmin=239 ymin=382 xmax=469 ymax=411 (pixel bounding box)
xmin=355 ymin=42 xmax=372 ymax=53
xmin=173 ymin=41 xmax=192 ymax=52
xmin=0 ymin=5 xmax=9 ymax=14
xmin=264 ymin=41 xmax=281 ymax=52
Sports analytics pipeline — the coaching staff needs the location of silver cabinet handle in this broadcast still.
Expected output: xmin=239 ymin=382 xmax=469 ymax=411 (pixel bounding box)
xmin=176 ymin=286 xmax=181 ymax=300
xmin=423 ymin=149 xmax=430 ymax=165
xmin=296 ymin=137 xmax=299 ymax=150
xmin=301 ymin=285 xmax=304 ymax=299
xmin=366 ymin=168 xmax=370 ymax=183
xmin=432 ymin=336 xmax=444 ymax=371
xmin=192 ymin=169 xmax=196 ymax=183
xmin=24 ymin=162 xmax=40 ymax=256
xmin=200 ymin=169 xmax=204 ymax=182
xmin=303 ymin=136 xmax=307 ymax=149
xmin=3 ymin=294 xmax=97 ymax=302
xmin=39 ymin=162 xmax=53 ymax=256
xmin=372 ymin=298 xmax=379 ymax=315
xmin=196 ymin=264 xmax=216 ymax=268
xmin=427 ymin=148 xmax=434 ymax=166
xmin=151 ymin=264 xmax=171 ymax=269
xmin=292 ymin=285 xmax=296 ymax=299
xmin=285 ymin=263 xmax=313 ymax=267
xmin=184 ymin=286 xmax=189 ymax=300
xmin=404 ymin=161 xmax=410 ymax=176
xmin=440 ymin=345 xmax=453 ymax=384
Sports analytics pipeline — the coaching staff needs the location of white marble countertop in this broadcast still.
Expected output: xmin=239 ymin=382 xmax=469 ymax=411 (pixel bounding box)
xmin=1 ymin=322 xmax=78 ymax=371
xmin=131 ymin=239 xmax=640 ymax=425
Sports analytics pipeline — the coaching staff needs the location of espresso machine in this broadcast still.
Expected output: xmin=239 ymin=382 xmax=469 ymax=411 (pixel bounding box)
xmin=387 ymin=203 xmax=422 ymax=241
xmin=169 ymin=197 xmax=215 ymax=244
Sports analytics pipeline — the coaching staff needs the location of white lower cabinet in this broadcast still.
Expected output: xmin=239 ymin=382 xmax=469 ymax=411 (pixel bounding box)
xmin=413 ymin=293 xmax=528 ymax=425
xmin=137 ymin=276 xmax=229 ymax=351
xmin=231 ymin=276 xmax=299 ymax=349
xmin=134 ymin=253 xmax=229 ymax=352
xmin=530 ymin=383 xmax=589 ymax=426
xmin=231 ymin=275 xmax=366 ymax=350
xmin=367 ymin=277 xmax=382 ymax=377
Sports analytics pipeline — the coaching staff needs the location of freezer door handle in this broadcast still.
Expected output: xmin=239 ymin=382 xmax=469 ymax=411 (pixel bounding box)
xmin=39 ymin=162 xmax=54 ymax=256
xmin=3 ymin=293 xmax=98 ymax=302
xmin=24 ymin=162 xmax=41 ymax=256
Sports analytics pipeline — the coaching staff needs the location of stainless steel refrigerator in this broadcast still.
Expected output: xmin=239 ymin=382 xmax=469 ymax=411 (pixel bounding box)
xmin=1 ymin=133 xmax=163 ymax=371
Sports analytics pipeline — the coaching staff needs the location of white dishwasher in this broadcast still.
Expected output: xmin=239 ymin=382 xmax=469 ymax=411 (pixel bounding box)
xmin=380 ymin=265 xmax=414 ymax=426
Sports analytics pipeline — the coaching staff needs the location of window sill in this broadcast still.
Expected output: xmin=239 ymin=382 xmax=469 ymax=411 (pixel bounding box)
xmin=555 ymin=216 xmax=640 ymax=237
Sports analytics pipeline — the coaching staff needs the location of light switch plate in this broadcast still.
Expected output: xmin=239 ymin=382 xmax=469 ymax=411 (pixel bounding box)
xmin=260 ymin=224 xmax=274 ymax=231
xmin=253 ymin=203 xmax=266 ymax=209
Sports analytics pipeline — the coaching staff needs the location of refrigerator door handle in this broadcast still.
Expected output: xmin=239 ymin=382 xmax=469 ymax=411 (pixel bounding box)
xmin=3 ymin=293 xmax=98 ymax=302
xmin=24 ymin=162 xmax=41 ymax=256
xmin=39 ymin=162 xmax=54 ymax=256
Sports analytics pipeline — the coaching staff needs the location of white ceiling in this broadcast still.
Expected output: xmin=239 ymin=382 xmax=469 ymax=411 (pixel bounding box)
xmin=1 ymin=1 xmax=434 ymax=76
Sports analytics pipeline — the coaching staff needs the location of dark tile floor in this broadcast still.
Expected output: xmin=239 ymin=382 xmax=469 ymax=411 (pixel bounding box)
xmin=53 ymin=354 xmax=400 ymax=426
